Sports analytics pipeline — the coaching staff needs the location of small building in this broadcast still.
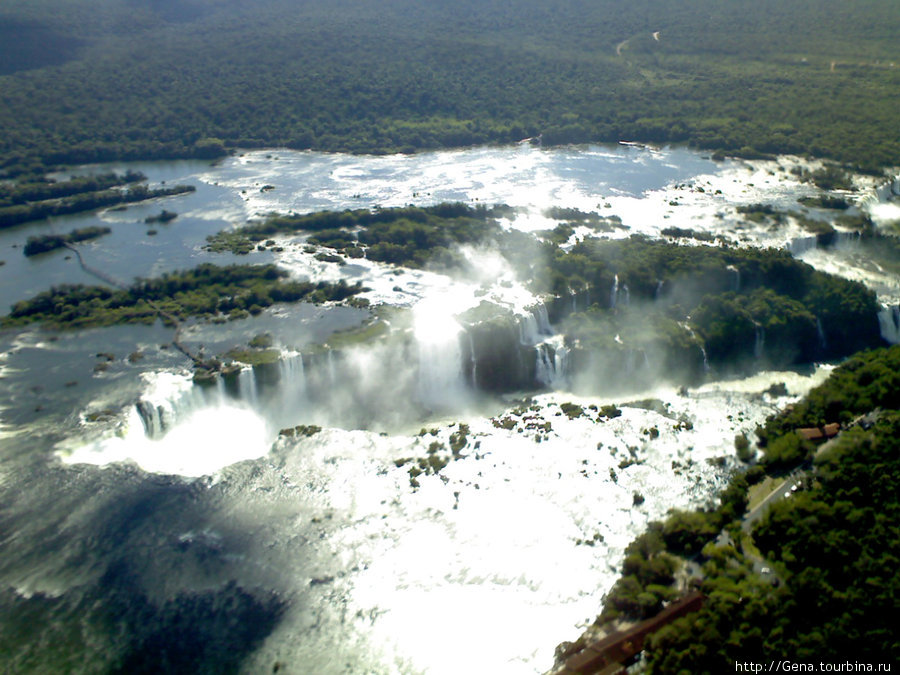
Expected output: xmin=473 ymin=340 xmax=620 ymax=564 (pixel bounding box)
xmin=796 ymin=422 xmax=840 ymax=443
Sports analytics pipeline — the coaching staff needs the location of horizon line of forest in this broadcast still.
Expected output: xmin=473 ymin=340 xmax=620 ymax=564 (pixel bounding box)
xmin=2 ymin=0 xmax=900 ymax=177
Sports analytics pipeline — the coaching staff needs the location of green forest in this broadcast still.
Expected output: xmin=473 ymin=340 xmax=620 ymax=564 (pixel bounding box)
xmin=593 ymin=346 xmax=900 ymax=671
xmin=2 ymin=0 xmax=900 ymax=176
xmin=220 ymin=203 xmax=883 ymax=372
xmin=1 ymin=264 xmax=365 ymax=330
xmin=2 ymin=2 xmax=899 ymax=671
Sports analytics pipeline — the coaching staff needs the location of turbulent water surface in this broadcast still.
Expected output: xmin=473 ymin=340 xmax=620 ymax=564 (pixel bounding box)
xmin=0 ymin=144 xmax=898 ymax=673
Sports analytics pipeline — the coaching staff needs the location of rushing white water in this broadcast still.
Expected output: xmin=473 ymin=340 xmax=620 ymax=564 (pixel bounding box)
xmin=12 ymin=145 xmax=898 ymax=674
xmin=535 ymin=336 xmax=569 ymax=389
xmin=518 ymin=305 xmax=552 ymax=346
xmin=239 ymin=368 xmax=832 ymax=674
xmin=414 ymin=297 xmax=467 ymax=410
xmin=62 ymin=373 xmax=270 ymax=476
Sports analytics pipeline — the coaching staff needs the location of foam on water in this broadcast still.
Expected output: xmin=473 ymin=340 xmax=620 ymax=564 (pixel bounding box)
xmin=236 ymin=368 xmax=828 ymax=674
xmin=59 ymin=372 xmax=271 ymax=477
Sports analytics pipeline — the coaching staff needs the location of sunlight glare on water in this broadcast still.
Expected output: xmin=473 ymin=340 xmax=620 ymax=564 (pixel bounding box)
xmin=62 ymin=404 xmax=270 ymax=477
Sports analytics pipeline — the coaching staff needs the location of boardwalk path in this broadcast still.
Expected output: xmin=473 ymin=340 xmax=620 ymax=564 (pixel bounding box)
xmin=63 ymin=243 xmax=204 ymax=366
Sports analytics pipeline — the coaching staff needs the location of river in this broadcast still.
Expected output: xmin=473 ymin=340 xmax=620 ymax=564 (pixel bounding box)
xmin=0 ymin=144 xmax=898 ymax=673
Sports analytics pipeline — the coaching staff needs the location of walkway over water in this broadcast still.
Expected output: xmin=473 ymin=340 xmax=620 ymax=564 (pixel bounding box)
xmin=555 ymin=591 xmax=705 ymax=675
xmin=64 ymin=242 xmax=204 ymax=366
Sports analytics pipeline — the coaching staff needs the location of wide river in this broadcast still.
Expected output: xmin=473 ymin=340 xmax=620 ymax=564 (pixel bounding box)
xmin=0 ymin=144 xmax=898 ymax=673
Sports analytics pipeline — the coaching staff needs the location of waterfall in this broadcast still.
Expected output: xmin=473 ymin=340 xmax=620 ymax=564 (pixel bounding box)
xmin=416 ymin=333 xmax=465 ymax=408
xmin=276 ymin=352 xmax=308 ymax=418
xmin=834 ymin=230 xmax=863 ymax=247
xmin=413 ymin=300 xmax=466 ymax=409
xmin=327 ymin=350 xmax=337 ymax=386
xmin=680 ymin=321 xmax=709 ymax=373
xmin=655 ymin=280 xmax=664 ymax=300
xmin=816 ymin=316 xmax=827 ymax=350
xmin=754 ymin=324 xmax=765 ymax=359
xmin=518 ymin=305 xmax=553 ymax=345
xmin=624 ymin=349 xmax=636 ymax=375
xmin=535 ymin=305 xmax=552 ymax=334
xmin=518 ymin=313 xmax=538 ymax=345
xmin=136 ymin=400 xmax=166 ymax=438
xmin=535 ymin=344 xmax=554 ymax=387
xmin=788 ymin=230 xmax=861 ymax=256
xmin=535 ymin=337 xmax=568 ymax=389
xmin=554 ymin=343 xmax=569 ymax=385
xmin=237 ymin=367 xmax=259 ymax=407
xmin=622 ymin=284 xmax=630 ymax=307
xmin=878 ymin=305 xmax=900 ymax=344
xmin=467 ymin=332 xmax=478 ymax=384
xmin=279 ymin=353 xmax=307 ymax=396
xmin=787 ymin=236 xmax=817 ymax=256
xmin=726 ymin=265 xmax=741 ymax=292
xmin=133 ymin=372 xmax=224 ymax=440
xmin=610 ymin=274 xmax=619 ymax=309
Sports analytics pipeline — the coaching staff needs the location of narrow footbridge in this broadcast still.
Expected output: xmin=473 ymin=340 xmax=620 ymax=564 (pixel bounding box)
xmin=64 ymin=243 xmax=204 ymax=366
xmin=556 ymin=591 xmax=705 ymax=675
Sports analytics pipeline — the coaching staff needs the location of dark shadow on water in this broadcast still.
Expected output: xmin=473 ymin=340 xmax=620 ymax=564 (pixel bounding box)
xmin=105 ymin=562 xmax=287 ymax=675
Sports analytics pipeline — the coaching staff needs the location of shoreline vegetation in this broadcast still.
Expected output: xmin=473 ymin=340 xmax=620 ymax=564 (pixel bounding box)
xmin=4 ymin=203 xmax=887 ymax=388
xmin=2 ymin=1 xmax=899 ymax=669
xmin=556 ymin=345 xmax=900 ymax=670
xmin=2 ymin=1 xmax=900 ymax=177
xmin=0 ymin=171 xmax=195 ymax=229
xmin=209 ymin=202 xmax=886 ymax=371
xmin=0 ymin=263 xmax=366 ymax=331
xmin=23 ymin=226 xmax=112 ymax=256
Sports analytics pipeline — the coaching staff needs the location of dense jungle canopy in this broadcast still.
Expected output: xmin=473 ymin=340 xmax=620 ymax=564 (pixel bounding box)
xmin=2 ymin=0 xmax=900 ymax=175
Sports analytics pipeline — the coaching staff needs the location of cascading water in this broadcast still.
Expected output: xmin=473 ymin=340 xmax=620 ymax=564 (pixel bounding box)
xmin=726 ymin=265 xmax=741 ymax=292
xmin=535 ymin=336 xmax=569 ymax=389
xmin=237 ymin=366 xmax=260 ymax=407
xmin=466 ymin=332 xmax=478 ymax=384
xmin=788 ymin=236 xmax=818 ymax=256
xmin=788 ymin=230 xmax=862 ymax=256
xmin=624 ymin=349 xmax=636 ymax=376
xmin=327 ymin=350 xmax=337 ymax=387
xmin=610 ymin=274 xmax=619 ymax=309
xmin=135 ymin=373 xmax=223 ymax=439
xmin=754 ymin=324 xmax=765 ymax=359
xmin=816 ymin=316 xmax=828 ymax=350
xmin=878 ymin=305 xmax=900 ymax=344
xmin=275 ymin=352 xmax=308 ymax=421
xmin=75 ymin=371 xmax=272 ymax=476
xmin=680 ymin=321 xmax=709 ymax=373
xmin=517 ymin=305 xmax=552 ymax=345
xmin=413 ymin=298 xmax=467 ymax=409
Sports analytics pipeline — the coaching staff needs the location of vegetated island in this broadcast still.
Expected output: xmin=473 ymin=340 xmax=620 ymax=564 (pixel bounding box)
xmin=207 ymin=202 xmax=886 ymax=389
xmin=23 ymin=226 xmax=112 ymax=256
xmin=0 ymin=173 xmax=195 ymax=229
xmin=205 ymin=202 xmax=511 ymax=265
xmin=1 ymin=263 xmax=366 ymax=331
xmin=554 ymin=344 xmax=900 ymax=671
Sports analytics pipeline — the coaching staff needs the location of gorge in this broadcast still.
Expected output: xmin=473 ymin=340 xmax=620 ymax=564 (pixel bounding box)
xmin=1 ymin=143 xmax=899 ymax=673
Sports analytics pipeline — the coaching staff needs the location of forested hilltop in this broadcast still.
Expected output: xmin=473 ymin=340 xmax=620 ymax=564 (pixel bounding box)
xmin=2 ymin=0 xmax=900 ymax=175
